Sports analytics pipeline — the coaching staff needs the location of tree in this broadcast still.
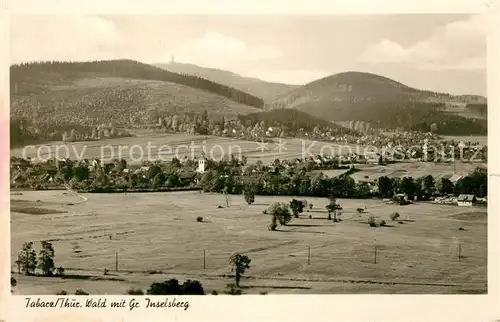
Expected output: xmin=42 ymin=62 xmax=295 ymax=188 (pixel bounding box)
xmin=325 ymin=195 xmax=342 ymax=222
xmin=17 ymin=242 xmax=37 ymax=275
xmin=400 ymin=177 xmax=416 ymax=200
xmin=422 ymin=175 xmax=436 ymax=199
xmin=377 ymin=176 xmax=393 ymax=198
xmin=38 ymin=241 xmax=56 ymax=276
xmin=289 ymin=199 xmax=305 ymax=218
xmin=266 ymin=202 xmax=292 ymax=230
xmin=229 ymin=253 xmax=251 ymax=287
xmin=437 ymin=177 xmax=454 ymax=195
xmin=244 ymin=187 xmax=255 ymax=205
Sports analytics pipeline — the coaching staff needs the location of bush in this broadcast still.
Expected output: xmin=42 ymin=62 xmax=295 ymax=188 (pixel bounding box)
xmin=127 ymin=288 xmax=144 ymax=295
xmin=196 ymin=216 xmax=203 ymax=222
xmin=225 ymin=283 xmax=243 ymax=295
xmin=398 ymin=221 xmax=404 ymax=224
xmin=56 ymin=266 xmax=65 ymax=276
xmin=181 ymin=279 xmax=205 ymax=295
xmin=356 ymin=208 xmax=364 ymax=213
xmin=103 ymin=268 xmax=109 ymax=275
xmin=75 ymin=289 xmax=89 ymax=295
xmin=147 ymin=279 xmax=182 ymax=295
xmin=368 ymin=215 xmax=376 ymax=225
xmin=211 ymin=290 xmax=218 ymax=295
xmin=378 ymin=220 xmax=387 ymax=227
xmin=259 ymin=291 xmax=268 ymax=295
xmin=390 ymin=212 xmax=400 ymax=221
xmin=11 ymin=277 xmax=17 ymax=287
xmin=56 ymin=290 xmax=67 ymax=295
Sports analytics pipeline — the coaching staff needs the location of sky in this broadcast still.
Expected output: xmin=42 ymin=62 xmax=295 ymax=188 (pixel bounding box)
xmin=10 ymin=14 xmax=487 ymax=96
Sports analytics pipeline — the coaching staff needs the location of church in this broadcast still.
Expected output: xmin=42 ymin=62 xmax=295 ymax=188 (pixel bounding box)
xmin=196 ymin=152 xmax=207 ymax=173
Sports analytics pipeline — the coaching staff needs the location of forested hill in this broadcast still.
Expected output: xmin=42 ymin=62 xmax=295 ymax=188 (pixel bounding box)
xmin=11 ymin=60 xmax=264 ymax=108
xmin=266 ymin=71 xmax=487 ymax=135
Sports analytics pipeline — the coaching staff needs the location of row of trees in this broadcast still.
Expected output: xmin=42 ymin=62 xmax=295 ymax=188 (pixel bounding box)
xmin=15 ymin=241 xmax=63 ymax=276
xmin=11 ymin=154 xmax=487 ymax=199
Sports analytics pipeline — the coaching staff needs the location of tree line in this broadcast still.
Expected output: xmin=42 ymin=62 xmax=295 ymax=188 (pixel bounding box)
xmin=11 ymin=155 xmax=487 ymax=199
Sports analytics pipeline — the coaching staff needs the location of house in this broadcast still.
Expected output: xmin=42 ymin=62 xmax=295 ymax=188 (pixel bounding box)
xmin=457 ymin=194 xmax=477 ymax=207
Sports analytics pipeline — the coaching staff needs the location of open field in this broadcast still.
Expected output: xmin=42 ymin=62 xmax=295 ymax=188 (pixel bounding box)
xmin=11 ymin=190 xmax=487 ymax=294
xmin=350 ymin=162 xmax=484 ymax=182
xmin=9 ymin=133 xmax=377 ymax=164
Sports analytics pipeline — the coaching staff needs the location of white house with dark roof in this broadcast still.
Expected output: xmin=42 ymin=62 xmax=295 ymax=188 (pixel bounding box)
xmin=457 ymin=194 xmax=477 ymax=207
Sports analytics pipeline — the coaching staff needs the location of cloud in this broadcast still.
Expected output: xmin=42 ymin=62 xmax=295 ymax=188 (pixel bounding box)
xmin=10 ymin=15 xmax=121 ymax=63
xmin=357 ymin=15 xmax=486 ymax=71
xmin=171 ymin=31 xmax=281 ymax=69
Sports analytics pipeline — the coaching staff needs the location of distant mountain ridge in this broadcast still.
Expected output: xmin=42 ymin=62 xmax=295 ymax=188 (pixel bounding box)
xmin=155 ymin=62 xmax=299 ymax=101
xmin=264 ymin=71 xmax=487 ymax=134
xmin=10 ymin=59 xmax=487 ymax=139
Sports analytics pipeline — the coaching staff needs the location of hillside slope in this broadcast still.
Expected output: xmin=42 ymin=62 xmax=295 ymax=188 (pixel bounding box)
xmin=10 ymin=60 xmax=265 ymax=127
xmin=155 ymin=62 xmax=298 ymax=101
xmin=266 ymin=71 xmax=487 ymax=134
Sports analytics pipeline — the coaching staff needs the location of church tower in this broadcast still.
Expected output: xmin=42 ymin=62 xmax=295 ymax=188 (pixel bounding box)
xmin=197 ymin=152 xmax=206 ymax=173
xmin=171 ymin=55 xmax=175 ymax=64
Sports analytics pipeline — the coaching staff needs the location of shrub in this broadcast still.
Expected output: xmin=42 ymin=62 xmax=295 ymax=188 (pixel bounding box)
xmin=244 ymin=189 xmax=255 ymax=205
xmin=309 ymin=215 xmax=312 ymax=219
xmin=75 ymin=289 xmax=89 ymax=295
xmin=196 ymin=216 xmax=203 ymax=222
xmin=11 ymin=277 xmax=17 ymax=287
xmin=225 ymin=283 xmax=243 ymax=295
xmin=260 ymin=291 xmax=268 ymax=295
xmin=356 ymin=208 xmax=364 ymax=213
xmin=182 ymin=279 xmax=205 ymax=295
xmin=458 ymin=227 xmax=465 ymax=231
xmin=398 ymin=221 xmax=404 ymax=224
xmin=211 ymin=290 xmax=218 ymax=295
xmin=56 ymin=266 xmax=65 ymax=276
xmin=147 ymin=279 xmax=182 ymax=295
xmin=379 ymin=220 xmax=387 ymax=227
xmin=56 ymin=290 xmax=67 ymax=295
xmin=390 ymin=212 xmax=400 ymax=221
xmin=368 ymin=215 xmax=376 ymax=226
xmin=127 ymin=288 xmax=144 ymax=295
xmin=103 ymin=268 xmax=109 ymax=275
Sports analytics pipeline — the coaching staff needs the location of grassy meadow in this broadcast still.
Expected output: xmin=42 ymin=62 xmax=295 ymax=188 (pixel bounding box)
xmin=10 ymin=190 xmax=487 ymax=295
